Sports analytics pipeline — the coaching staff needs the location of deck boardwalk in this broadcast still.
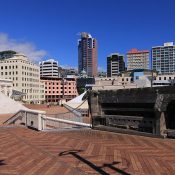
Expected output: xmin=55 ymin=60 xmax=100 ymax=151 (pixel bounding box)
xmin=0 ymin=126 xmax=175 ymax=175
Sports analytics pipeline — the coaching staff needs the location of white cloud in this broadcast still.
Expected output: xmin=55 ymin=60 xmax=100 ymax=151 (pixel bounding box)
xmin=0 ymin=33 xmax=47 ymax=62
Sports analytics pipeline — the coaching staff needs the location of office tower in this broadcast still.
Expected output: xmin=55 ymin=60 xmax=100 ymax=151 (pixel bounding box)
xmin=39 ymin=59 xmax=59 ymax=77
xmin=152 ymin=42 xmax=175 ymax=74
xmin=127 ymin=48 xmax=149 ymax=70
xmin=78 ymin=32 xmax=97 ymax=77
xmin=0 ymin=51 xmax=45 ymax=103
xmin=107 ymin=53 xmax=125 ymax=77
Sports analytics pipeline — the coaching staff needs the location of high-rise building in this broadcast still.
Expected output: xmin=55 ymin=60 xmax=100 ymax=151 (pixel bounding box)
xmin=152 ymin=42 xmax=175 ymax=74
xmin=127 ymin=48 xmax=149 ymax=70
xmin=0 ymin=51 xmax=45 ymax=103
xmin=107 ymin=53 xmax=125 ymax=77
xmin=78 ymin=32 xmax=97 ymax=77
xmin=39 ymin=59 xmax=59 ymax=77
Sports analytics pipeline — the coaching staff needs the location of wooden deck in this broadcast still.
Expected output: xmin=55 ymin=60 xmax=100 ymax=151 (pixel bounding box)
xmin=0 ymin=126 xmax=175 ymax=175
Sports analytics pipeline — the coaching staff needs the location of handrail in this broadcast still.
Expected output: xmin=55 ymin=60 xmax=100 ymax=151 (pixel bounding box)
xmin=44 ymin=116 xmax=91 ymax=127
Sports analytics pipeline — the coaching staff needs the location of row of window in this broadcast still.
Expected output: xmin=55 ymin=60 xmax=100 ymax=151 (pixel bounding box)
xmin=45 ymin=86 xmax=74 ymax=89
xmin=46 ymin=82 xmax=75 ymax=85
xmin=22 ymin=71 xmax=39 ymax=77
xmin=6 ymin=59 xmax=36 ymax=66
xmin=0 ymin=71 xmax=39 ymax=78
xmin=22 ymin=66 xmax=39 ymax=72
xmin=23 ymin=95 xmax=39 ymax=99
xmin=1 ymin=65 xmax=18 ymax=69
xmin=45 ymin=91 xmax=77 ymax=94
xmin=22 ymin=89 xmax=40 ymax=93
xmin=1 ymin=71 xmax=18 ymax=75
xmin=155 ymin=77 xmax=175 ymax=80
xmin=46 ymin=95 xmax=76 ymax=98
xmin=22 ymin=77 xmax=39 ymax=82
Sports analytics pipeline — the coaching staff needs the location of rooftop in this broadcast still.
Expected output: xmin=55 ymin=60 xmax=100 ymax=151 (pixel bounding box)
xmin=0 ymin=126 xmax=174 ymax=175
xmin=24 ymin=104 xmax=69 ymax=115
xmin=127 ymin=48 xmax=149 ymax=54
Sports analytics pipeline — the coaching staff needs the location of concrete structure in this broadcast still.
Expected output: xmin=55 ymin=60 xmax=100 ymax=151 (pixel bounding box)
xmin=127 ymin=48 xmax=149 ymax=70
xmin=0 ymin=78 xmax=13 ymax=97
xmin=153 ymin=74 xmax=175 ymax=86
xmin=41 ymin=77 xmax=78 ymax=104
xmin=107 ymin=53 xmax=125 ymax=77
xmin=92 ymin=77 xmax=137 ymax=90
xmin=40 ymin=59 xmax=59 ymax=77
xmin=92 ymin=69 xmax=157 ymax=90
xmin=152 ymin=42 xmax=175 ymax=74
xmin=88 ymin=86 xmax=175 ymax=137
xmin=0 ymin=51 xmax=45 ymax=103
xmin=91 ymin=70 xmax=175 ymax=90
xmin=78 ymin=32 xmax=97 ymax=77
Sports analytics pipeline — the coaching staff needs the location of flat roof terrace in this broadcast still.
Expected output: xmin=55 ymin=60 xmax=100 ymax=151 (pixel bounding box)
xmin=0 ymin=126 xmax=174 ymax=175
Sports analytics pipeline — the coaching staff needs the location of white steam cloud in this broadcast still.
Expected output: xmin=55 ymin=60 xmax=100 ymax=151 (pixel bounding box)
xmin=0 ymin=33 xmax=47 ymax=62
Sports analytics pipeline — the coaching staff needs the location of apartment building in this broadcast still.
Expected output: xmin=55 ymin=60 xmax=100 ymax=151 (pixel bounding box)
xmin=40 ymin=59 xmax=59 ymax=77
xmin=152 ymin=42 xmax=175 ymax=74
xmin=41 ymin=77 xmax=78 ymax=104
xmin=127 ymin=48 xmax=149 ymax=70
xmin=107 ymin=53 xmax=125 ymax=77
xmin=0 ymin=51 xmax=45 ymax=103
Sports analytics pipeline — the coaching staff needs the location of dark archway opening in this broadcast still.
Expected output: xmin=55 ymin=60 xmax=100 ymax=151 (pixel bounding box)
xmin=166 ymin=101 xmax=175 ymax=129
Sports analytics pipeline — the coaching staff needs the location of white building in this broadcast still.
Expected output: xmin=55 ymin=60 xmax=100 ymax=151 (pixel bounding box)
xmin=92 ymin=77 xmax=137 ymax=90
xmin=39 ymin=59 xmax=59 ymax=77
xmin=0 ymin=78 xmax=13 ymax=97
xmin=152 ymin=42 xmax=175 ymax=74
xmin=153 ymin=74 xmax=175 ymax=86
xmin=0 ymin=51 xmax=45 ymax=103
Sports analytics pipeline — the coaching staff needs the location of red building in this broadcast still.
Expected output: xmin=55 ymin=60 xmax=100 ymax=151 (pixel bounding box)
xmin=41 ymin=77 xmax=78 ymax=104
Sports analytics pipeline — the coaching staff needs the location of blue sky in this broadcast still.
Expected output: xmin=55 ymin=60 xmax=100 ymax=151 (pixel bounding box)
xmin=0 ymin=0 xmax=175 ymax=70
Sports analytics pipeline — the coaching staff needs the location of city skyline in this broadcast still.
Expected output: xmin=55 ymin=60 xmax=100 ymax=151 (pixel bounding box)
xmin=0 ymin=0 xmax=175 ymax=71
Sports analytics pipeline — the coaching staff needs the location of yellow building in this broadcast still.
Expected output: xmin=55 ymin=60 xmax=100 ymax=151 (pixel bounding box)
xmin=0 ymin=51 xmax=45 ymax=103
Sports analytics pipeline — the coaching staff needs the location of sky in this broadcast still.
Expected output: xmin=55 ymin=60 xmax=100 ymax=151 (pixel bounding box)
xmin=0 ymin=0 xmax=175 ymax=71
